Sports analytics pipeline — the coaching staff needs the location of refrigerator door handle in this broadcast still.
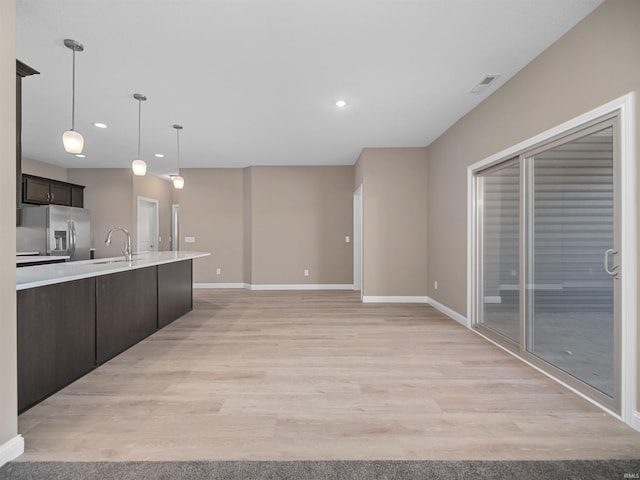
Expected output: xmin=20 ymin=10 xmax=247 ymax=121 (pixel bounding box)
xmin=70 ymin=220 xmax=77 ymax=258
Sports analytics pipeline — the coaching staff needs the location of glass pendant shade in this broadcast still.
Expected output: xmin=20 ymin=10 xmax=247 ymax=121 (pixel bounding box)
xmin=63 ymin=39 xmax=84 ymax=154
xmin=62 ymin=129 xmax=84 ymax=153
xmin=132 ymin=159 xmax=147 ymax=176
xmin=172 ymin=175 xmax=185 ymax=189
xmin=131 ymin=93 xmax=147 ymax=176
xmin=172 ymin=124 xmax=185 ymax=189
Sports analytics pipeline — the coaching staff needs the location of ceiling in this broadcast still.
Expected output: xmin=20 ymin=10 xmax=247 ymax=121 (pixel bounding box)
xmin=16 ymin=0 xmax=603 ymax=177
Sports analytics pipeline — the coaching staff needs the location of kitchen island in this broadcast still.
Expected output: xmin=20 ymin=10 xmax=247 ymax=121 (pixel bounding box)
xmin=16 ymin=251 xmax=210 ymax=413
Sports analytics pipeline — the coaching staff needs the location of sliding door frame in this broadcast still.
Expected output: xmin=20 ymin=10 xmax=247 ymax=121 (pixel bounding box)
xmin=467 ymin=93 xmax=636 ymax=427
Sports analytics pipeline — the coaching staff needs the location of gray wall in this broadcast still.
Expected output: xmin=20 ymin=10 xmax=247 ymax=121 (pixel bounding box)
xmin=66 ymin=169 xmax=134 ymax=258
xmin=425 ymin=0 xmax=640 ymax=407
xmin=355 ymin=147 xmax=428 ymax=297
xmin=248 ymin=166 xmax=354 ymax=285
xmin=0 ymin=0 xmax=17 ymax=456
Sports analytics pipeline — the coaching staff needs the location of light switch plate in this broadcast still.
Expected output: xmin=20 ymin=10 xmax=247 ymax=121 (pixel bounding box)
xmin=184 ymin=236 xmax=195 ymax=243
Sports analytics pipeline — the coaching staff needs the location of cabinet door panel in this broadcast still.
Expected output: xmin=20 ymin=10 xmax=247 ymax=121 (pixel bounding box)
xmin=23 ymin=176 xmax=50 ymax=204
xmin=96 ymin=267 xmax=158 ymax=364
xmin=17 ymin=278 xmax=96 ymax=413
xmin=50 ymin=181 xmax=71 ymax=206
xmin=158 ymin=260 xmax=193 ymax=328
xmin=71 ymin=186 xmax=84 ymax=207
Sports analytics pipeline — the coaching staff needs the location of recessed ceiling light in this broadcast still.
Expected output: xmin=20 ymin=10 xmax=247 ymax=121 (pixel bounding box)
xmin=335 ymin=100 xmax=347 ymax=108
xmin=154 ymin=153 xmax=164 ymax=158
xmin=75 ymin=154 xmax=85 ymax=158
xmin=92 ymin=122 xmax=107 ymax=128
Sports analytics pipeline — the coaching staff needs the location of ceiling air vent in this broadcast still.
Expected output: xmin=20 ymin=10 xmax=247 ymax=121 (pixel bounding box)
xmin=470 ymin=74 xmax=501 ymax=93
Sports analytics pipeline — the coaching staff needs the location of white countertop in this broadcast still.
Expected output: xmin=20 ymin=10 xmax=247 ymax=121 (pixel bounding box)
xmin=16 ymin=255 xmax=70 ymax=265
xmin=16 ymin=251 xmax=210 ymax=290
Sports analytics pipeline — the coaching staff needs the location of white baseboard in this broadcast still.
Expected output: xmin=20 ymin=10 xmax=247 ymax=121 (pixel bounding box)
xmin=427 ymin=297 xmax=468 ymax=326
xmin=362 ymin=296 xmax=429 ymax=304
xmin=249 ymin=284 xmax=353 ymax=291
xmin=633 ymin=410 xmax=640 ymax=433
xmin=194 ymin=283 xmax=354 ymax=291
xmin=0 ymin=435 xmax=23 ymax=467
xmin=193 ymin=283 xmax=248 ymax=289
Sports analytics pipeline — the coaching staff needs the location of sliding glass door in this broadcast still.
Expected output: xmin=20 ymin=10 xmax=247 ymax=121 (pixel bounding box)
xmin=478 ymin=160 xmax=520 ymax=344
xmin=475 ymin=116 xmax=620 ymax=411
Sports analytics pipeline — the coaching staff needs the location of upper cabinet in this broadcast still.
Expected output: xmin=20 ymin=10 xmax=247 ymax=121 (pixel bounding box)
xmin=22 ymin=174 xmax=85 ymax=208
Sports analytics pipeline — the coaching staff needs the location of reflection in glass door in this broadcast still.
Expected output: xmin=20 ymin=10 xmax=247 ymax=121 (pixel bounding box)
xmin=526 ymin=125 xmax=617 ymax=399
xmin=478 ymin=161 xmax=520 ymax=344
xmin=475 ymin=117 xmax=620 ymax=412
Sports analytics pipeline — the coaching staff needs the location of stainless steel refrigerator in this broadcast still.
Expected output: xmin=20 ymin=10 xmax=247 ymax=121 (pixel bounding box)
xmin=17 ymin=205 xmax=91 ymax=261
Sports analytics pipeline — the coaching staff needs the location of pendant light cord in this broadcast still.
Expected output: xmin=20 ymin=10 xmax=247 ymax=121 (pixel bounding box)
xmin=137 ymin=98 xmax=142 ymax=159
xmin=176 ymin=128 xmax=180 ymax=175
xmin=71 ymin=48 xmax=76 ymax=131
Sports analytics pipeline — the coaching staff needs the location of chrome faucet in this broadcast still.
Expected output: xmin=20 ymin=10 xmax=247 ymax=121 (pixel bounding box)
xmin=104 ymin=227 xmax=132 ymax=261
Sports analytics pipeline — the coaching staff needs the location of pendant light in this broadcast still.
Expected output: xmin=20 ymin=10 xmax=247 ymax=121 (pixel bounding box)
xmin=62 ymin=39 xmax=84 ymax=154
xmin=131 ymin=93 xmax=147 ymax=176
xmin=171 ymin=124 xmax=185 ymax=189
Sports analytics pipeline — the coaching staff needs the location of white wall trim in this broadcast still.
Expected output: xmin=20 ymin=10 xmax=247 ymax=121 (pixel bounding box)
xmin=193 ymin=283 xmax=249 ymax=289
xmin=0 ymin=435 xmax=24 ymax=467
xmin=249 ymin=284 xmax=353 ymax=291
xmin=618 ymin=92 xmax=637 ymax=428
xmin=362 ymin=296 xmax=428 ymax=304
xmin=136 ymin=195 xmax=160 ymax=253
xmin=427 ymin=297 xmax=467 ymax=326
xmin=632 ymin=410 xmax=640 ymax=433
xmin=194 ymin=283 xmax=354 ymax=291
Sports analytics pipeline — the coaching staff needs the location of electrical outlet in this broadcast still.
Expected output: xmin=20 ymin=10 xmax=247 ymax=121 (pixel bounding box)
xmin=345 ymin=235 xmax=350 ymax=243
xmin=434 ymin=280 xmax=438 ymax=290
xmin=184 ymin=236 xmax=195 ymax=243
xmin=304 ymin=269 xmax=309 ymax=277
xmin=216 ymin=268 xmax=221 ymax=275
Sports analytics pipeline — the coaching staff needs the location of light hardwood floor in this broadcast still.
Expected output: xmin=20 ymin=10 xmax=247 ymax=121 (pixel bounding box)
xmin=17 ymin=290 xmax=640 ymax=461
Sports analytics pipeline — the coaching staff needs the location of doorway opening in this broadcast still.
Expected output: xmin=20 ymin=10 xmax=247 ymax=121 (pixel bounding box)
xmin=171 ymin=204 xmax=180 ymax=251
xmin=136 ymin=196 xmax=159 ymax=253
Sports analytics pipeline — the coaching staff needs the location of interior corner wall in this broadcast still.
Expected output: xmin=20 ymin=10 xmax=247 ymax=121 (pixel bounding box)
xmin=355 ymin=147 xmax=428 ymax=297
xmin=0 ymin=0 xmax=18 ymax=455
xmin=243 ymin=167 xmax=252 ymax=285
xmin=250 ymin=166 xmax=354 ymax=286
xmin=424 ymin=0 xmax=640 ymax=408
xmin=172 ymin=168 xmax=245 ymax=284
xmin=66 ymin=169 xmax=134 ymax=258
xmin=133 ymin=174 xmax=173 ymax=252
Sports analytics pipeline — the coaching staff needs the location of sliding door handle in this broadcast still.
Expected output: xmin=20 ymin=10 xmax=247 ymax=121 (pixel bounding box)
xmin=604 ymin=248 xmax=618 ymax=277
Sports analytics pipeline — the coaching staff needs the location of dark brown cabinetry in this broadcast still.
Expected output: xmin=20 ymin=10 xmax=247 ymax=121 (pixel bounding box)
xmin=17 ymin=260 xmax=195 ymax=412
xmin=71 ymin=185 xmax=84 ymax=207
xmin=22 ymin=174 xmax=84 ymax=207
xmin=17 ymin=278 xmax=96 ymax=413
xmin=158 ymin=260 xmax=193 ymax=328
xmin=96 ymin=268 xmax=159 ymax=364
